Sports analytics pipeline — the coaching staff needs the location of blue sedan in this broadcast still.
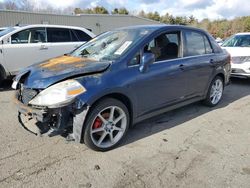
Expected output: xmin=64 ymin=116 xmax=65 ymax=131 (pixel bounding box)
xmin=12 ymin=25 xmax=231 ymax=151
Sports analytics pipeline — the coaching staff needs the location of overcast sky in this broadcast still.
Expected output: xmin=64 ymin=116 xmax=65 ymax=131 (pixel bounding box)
xmin=1 ymin=0 xmax=250 ymax=20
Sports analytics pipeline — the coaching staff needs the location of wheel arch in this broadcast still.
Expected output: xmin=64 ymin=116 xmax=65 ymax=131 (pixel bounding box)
xmin=88 ymin=92 xmax=134 ymax=127
xmin=215 ymin=72 xmax=225 ymax=85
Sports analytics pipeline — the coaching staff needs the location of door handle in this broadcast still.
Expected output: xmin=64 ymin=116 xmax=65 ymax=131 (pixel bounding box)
xmin=179 ymin=64 xmax=185 ymax=70
xmin=40 ymin=45 xmax=48 ymax=50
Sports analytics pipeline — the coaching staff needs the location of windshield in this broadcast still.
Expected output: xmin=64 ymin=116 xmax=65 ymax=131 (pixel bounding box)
xmin=71 ymin=29 xmax=153 ymax=61
xmin=0 ymin=27 xmax=16 ymax=37
xmin=222 ymin=34 xmax=250 ymax=47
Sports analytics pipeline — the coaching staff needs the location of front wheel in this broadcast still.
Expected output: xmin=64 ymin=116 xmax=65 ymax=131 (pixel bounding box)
xmin=83 ymin=98 xmax=130 ymax=151
xmin=203 ymin=76 xmax=224 ymax=107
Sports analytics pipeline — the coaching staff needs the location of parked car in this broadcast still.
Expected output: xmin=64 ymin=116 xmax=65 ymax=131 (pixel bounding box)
xmin=221 ymin=33 xmax=250 ymax=78
xmin=0 ymin=24 xmax=95 ymax=83
xmin=12 ymin=25 xmax=231 ymax=151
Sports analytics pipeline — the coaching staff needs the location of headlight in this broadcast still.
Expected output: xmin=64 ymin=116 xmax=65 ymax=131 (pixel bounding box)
xmin=29 ymin=80 xmax=86 ymax=108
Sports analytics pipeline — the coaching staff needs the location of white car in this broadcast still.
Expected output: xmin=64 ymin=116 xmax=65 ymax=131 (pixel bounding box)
xmin=0 ymin=24 xmax=95 ymax=83
xmin=221 ymin=33 xmax=250 ymax=78
xmin=0 ymin=27 xmax=7 ymax=32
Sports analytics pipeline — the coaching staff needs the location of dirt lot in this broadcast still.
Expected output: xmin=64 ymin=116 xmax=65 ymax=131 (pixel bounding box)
xmin=0 ymin=78 xmax=250 ymax=188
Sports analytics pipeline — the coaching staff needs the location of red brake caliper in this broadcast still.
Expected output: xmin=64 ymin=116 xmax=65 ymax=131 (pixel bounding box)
xmin=93 ymin=113 xmax=110 ymax=130
xmin=93 ymin=117 xmax=102 ymax=129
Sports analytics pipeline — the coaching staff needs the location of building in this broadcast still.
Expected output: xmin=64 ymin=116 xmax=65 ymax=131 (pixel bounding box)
xmin=0 ymin=10 xmax=160 ymax=34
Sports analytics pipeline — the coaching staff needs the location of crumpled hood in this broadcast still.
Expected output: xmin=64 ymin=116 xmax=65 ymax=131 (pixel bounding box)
xmin=16 ymin=55 xmax=111 ymax=89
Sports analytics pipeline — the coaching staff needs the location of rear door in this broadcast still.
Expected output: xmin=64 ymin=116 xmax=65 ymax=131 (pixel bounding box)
xmin=181 ymin=30 xmax=215 ymax=98
xmin=2 ymin=27 xmax=47 ymax=73
xmin=46 ymin=27 xmax=75 ymax=58
xmin=46 ymin=28 xmax=91 ymax=58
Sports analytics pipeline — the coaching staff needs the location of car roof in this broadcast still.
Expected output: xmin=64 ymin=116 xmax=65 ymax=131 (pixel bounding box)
xmin=116 ymin=24 xmax=202 ymax=30
xmin=115 ymin=24 xmax=208 ymax=34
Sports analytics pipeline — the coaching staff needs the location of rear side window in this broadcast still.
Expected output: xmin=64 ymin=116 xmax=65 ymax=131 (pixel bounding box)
xmin=11 ymin=28 xmax=46 ymax=44
xmin=47 ymin=28 xmax=71 ymax=42
xmin=184 ymin=31 xmax=213 ymax=57
xmin=73 ymin=29 xmax=92 ymax=41
xmin=70 ymin=30 xmax=79 ymax=42
xmin=204 ymin=37 xmax=213 ymax=54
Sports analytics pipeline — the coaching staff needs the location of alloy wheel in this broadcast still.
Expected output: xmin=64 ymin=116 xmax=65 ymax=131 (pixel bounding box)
xmin=90 ymin=106 xmax=127 ymax=148
xmin=210 ymin=79 xmax=223 ymax=105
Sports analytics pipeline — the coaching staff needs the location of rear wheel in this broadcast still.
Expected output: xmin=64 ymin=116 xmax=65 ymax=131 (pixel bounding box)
xmin=204 ymin=76 xmax=224 ymax=107
xmin=83 ymin=98 xmax=130 ymax=151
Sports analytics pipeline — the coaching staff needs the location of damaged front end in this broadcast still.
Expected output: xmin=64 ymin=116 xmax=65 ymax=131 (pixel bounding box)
xmin=13 ymin=79 xmax=89 ymax=143
xmin=12 ymin=55 xmax=110 ymax=142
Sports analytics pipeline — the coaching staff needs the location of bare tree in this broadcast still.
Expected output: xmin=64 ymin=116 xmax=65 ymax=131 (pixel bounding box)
xmin=0 ymin=2 xmax=4 ymax=9
xmin=19 ymin=0 xmax=35 ymax=11
xmin=4 ymin=0 xmax=18 ymax=10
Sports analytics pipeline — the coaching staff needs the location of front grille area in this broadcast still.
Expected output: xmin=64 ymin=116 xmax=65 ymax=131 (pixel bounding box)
xmin=232 ymin=56 xmax=250 ymax=64
xmin=21 ymin=88 xmax=39 ymax=105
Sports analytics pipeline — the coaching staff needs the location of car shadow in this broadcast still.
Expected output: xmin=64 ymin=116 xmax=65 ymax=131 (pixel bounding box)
xmin=0 ymin=79 xmax=13 ymax=92
xmin=120 ymin=77 xmax=250 ymax=148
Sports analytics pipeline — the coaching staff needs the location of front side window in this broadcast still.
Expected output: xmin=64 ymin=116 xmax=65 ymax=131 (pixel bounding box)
xmin=145 ymin=32 xmax=180 ymax=61
xmin=11 ymin=28 xmax=46 ymax=44
xmin=71 ymin=29 xmax=153 ymax=61
xmin=47 ymin=28 xmax=71 ymax=42
xmin=11 ymin=29 xmax=29 ymax=44
xmin=184 ymin=31 xmax=212 ymax=56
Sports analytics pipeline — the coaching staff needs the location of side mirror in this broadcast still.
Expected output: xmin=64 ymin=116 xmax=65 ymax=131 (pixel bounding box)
xmin=139 ymin=52 xmax=155 ymax=73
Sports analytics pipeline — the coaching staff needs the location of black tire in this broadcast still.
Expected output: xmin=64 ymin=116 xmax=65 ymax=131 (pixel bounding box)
xmin=0 ymin=75 xmax=3 ymax=87
xmin=0 ymin=66 xmax=6 ymax=86
xmin=203 ymin=76 xmax=224 ymax=107
xmin=83 ymin=98 xmax=130 ymax=151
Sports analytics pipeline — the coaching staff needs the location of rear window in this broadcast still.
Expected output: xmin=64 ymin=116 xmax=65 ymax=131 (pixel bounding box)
xmin=47 ymin=28 xmax=71 ymax=42
xmin=73 ymin=29 xmax=92 ymax=41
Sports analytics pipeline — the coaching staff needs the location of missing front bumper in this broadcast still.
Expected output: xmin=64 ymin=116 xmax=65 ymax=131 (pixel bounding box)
xmin=14 ymin=93 xmax=89 ymax=143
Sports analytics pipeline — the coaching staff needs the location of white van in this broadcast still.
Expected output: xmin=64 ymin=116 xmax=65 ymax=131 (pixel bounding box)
xmin=0 ymin=24 xmax=95 ymax=82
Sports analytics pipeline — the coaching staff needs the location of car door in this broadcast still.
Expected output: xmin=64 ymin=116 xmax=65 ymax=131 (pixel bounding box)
xmin=181 ymin=30 xmax=215 ymax=98
xmin=2 ymin=27 xmax=47 ymax=73
xmin=46 ymin=28 xmax=84 ymax=58
xmin=129 ymin=31 xmax=188 ymax=117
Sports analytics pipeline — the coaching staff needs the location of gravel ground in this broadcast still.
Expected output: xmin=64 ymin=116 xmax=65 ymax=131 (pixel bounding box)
xmin=0 ymin=78 xmax=250 ymax=188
